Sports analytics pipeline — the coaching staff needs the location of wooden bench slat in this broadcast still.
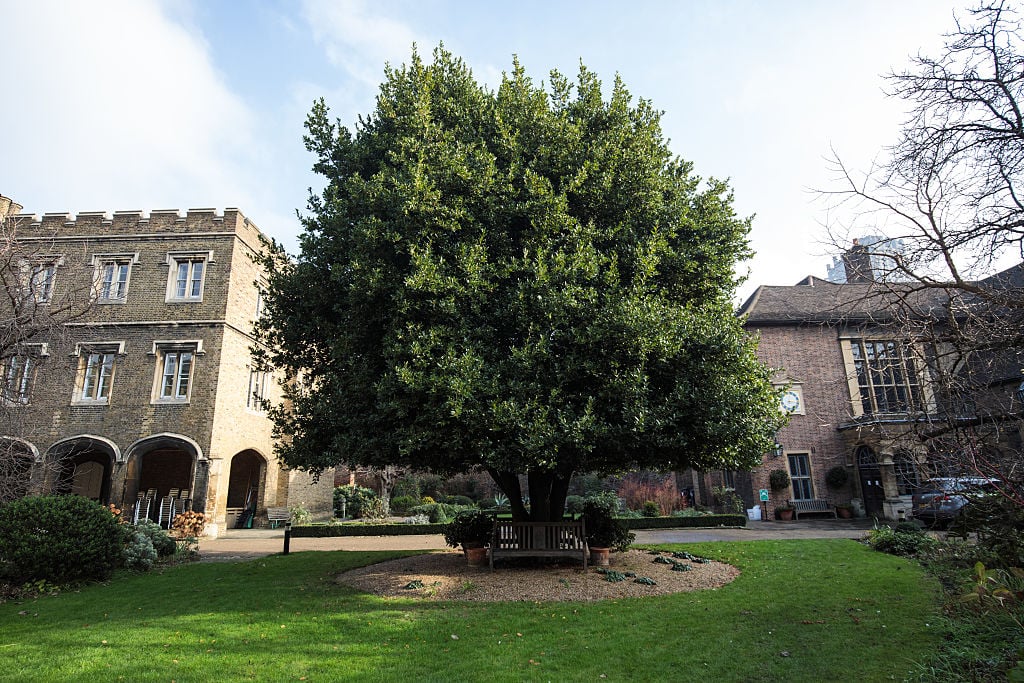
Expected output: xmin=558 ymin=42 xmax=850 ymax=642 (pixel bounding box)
xmin=788 ymin=499 xmax=837 ymax=520
xmin=490 ymin=520 xmax=588 ymax=570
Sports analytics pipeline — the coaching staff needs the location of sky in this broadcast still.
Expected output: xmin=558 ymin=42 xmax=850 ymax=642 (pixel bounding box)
xmin=0 ymin=0 xmax=974 ymax=303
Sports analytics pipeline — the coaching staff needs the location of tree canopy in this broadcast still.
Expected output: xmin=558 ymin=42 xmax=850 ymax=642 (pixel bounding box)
xmin=257 ymin=47 xmax=785 ymax=521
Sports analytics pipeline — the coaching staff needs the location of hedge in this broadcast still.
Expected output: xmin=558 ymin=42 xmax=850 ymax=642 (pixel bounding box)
xmin=289 ymin=514 xmax=745 ymax=537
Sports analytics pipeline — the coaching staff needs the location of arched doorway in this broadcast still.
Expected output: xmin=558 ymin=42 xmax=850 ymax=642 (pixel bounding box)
xmin=0 ymin=438 xmax=37 ymax=504
xmin=49 ymin=437 xmax=116 ymax=505
xmin=123 ymin=434 xmax=203 ymax=526
xmin=226 ymin=450 xmax=267 ymax=529
xmin=856 ymin=445 xmax=885 ymax=516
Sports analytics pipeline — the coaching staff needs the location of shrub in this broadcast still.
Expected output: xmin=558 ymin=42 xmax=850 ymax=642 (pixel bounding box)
xmin=289 ymin=504 xmax=312 ymax=525
xmin=442 ymin=509 xmax=494 ymax=548
xmin=390 ymin=495 xmax=419 ymax=515
xmin=361 ymin=497 xmax=389 ymax=520
xmin=409 ymin=502 xmax=475 ymax=523
xmin=135 ymin=520 xmax=177 ymax=557
xmin=0 ymin=495 xmax=126 ymax=584
xmin=564 ymin=495 xmax=585 ymax=514
xmin=123 ymin=529 xmax=158 ymax=571
xmin=440 ymin=494 xmax=474 ymax=507
xmin=333 ymin=485 xmax=380 ymax=519
xmin=581 ymin=498 xmax=634 ymax=552
xmin=825 ymin=465 xmax=849 ymax=490
xmin=769 ymin=469 xmax=790 ymax=491
xmin=866 ymin=525 xmax=936 ymax=557
xmin=641 ymin=501 xmax=660 ymax=517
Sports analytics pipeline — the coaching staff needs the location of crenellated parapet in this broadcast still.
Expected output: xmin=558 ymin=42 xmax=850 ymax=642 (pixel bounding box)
xmin=12 ymin=207 xmax=265 ymax=244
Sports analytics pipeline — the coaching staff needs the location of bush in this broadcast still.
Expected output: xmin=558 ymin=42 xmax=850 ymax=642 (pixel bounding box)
xmin=334 ymin=485 xmax=380 ymax=519
xmin=408 ymin=502 xmax=475 ymax=523
xmin=825 ymin=465 xmax=849 ymax=490
xmin=135 ymin=520 xmax=176 ymax=557
xmin=866 ymin=525 xmax=936 ymax=557
xmin=564 ymin=495 xmax=585 ymax=515
xmin=0 ymin=495 xmax=126 ymax=583
xmin=641 ymin=501 xmax=660 ymax=517
xmin=581 ymin=498 xmax=634 ymax=552
xmin=442 ymin=509 xmax=494 ymax=548
xmin=769 ymin=469 xmax=790 ymax=491
xmin=289 ymin=504 xmax=312 ymax=525
xmin=390 ymin=495 xmax=420 ymax=515
xmin=439 ymin=494 xmax=474 ymax=507
xmin=361 ymin=497 xmax=389 ymax=520
xmin=123 ymin=529 xmax=158 ymax=571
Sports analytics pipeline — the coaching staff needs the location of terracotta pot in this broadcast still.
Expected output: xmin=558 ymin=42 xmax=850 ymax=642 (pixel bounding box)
xmin=464 ymin=546 xmax=488 ymax=566
xmin=590 ymin=547 xmax=610 ymax=566
xmin=836 ymin=506 xmax=853 ymax=519
xmin=778 ymin=509 xmax=794 ymax=521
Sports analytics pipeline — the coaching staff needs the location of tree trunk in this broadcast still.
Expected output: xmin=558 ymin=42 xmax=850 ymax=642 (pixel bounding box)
xmin=488 ymin=467 xmax=572 ymax=522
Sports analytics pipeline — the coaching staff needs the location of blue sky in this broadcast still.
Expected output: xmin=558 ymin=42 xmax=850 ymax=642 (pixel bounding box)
xmin=1 ymin=0 xmax=971 ymax=301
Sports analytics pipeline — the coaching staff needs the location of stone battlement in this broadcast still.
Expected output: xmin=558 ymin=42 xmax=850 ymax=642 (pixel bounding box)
xmin=12 ymin=207 xmax=265 ymax=243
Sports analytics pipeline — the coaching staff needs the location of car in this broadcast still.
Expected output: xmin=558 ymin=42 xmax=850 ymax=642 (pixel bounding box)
xmin=912 ymin=477 xmax=1000 ymax=528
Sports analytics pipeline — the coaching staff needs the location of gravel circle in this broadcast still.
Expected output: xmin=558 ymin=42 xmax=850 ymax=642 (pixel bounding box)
xmin=337 ymin=549 xmax=739 ymax=602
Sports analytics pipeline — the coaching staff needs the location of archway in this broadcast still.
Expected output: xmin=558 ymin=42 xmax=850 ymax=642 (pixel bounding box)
xmin=49 ymin=437 xmax=116 ymax=505
xmin=856 ymin=445 xmax=884 ymax=516
xmin=123 ymin=434 xmax=203 ymax=526
xmin=226 ymin=449 xmax=267 ymax=529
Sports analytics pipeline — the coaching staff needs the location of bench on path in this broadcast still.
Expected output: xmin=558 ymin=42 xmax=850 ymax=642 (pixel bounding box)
xmin=789 ymin=499 xmax=837 ymax=520
xmin=266 ymin=507 xmax=291 ymax=529
xmin=490 ymin=520 xmax=588 ymax=570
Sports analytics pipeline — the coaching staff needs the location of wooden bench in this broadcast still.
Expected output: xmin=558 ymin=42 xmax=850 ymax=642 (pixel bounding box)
xmin=490 ymin=520 xmax=588 ymax=570
xmin=266 ymin=507 xmax=291 ymax=529
xmin=789 ymin=499 xmax=837 ymax=520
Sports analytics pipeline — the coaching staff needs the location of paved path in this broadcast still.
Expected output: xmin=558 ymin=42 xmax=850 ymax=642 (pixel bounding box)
xmin=197 ymin=519 xmax=875 ymax=562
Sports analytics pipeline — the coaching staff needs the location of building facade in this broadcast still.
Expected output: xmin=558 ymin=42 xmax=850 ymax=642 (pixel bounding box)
xmin=1 ymin=202 xmax=333 ymax=536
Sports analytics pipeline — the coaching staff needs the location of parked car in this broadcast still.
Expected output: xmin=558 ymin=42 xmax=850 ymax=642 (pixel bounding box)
xmin=912 ymin=477 xmax=999 ymax=528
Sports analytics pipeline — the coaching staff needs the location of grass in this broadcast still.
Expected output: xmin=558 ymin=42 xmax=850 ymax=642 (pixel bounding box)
xmin=0 ymin=540 xmax=940 ymax=682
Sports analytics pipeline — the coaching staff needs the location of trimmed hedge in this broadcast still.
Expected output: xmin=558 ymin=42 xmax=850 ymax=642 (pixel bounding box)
xmin=289 ymin=514 xmax=745 ymax=537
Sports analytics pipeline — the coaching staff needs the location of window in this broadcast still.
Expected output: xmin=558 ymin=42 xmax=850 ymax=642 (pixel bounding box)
xmin=3 ymin=355 xmax=36 ymax=403
xmin=721 ymin=470 xmax=736 ymax=489
xmin=845 ymin=339 xmax=928 ymax=415
xmin=788 ymin=453 xmax=813 ymax=500
xmin=894 ymin=451 xmax=920 ymax=495
xmin=247 ymin=368 xmax=270 ymax=411
xmin=23 ymin=260 xmax=59 ymax=303
xmin=72 ymin=343 xmax=122 ymax=405
xmin=151 ymin=341 xmax=203 ymax=403
xmin=165 ymin=252 xmax=212 ymax=302
xmin=92 ymin=254 xmax=137 ymax=302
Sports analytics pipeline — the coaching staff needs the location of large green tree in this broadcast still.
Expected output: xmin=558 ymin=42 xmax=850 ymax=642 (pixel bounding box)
xmin=258 ymin=48 xmax=785 ymax=522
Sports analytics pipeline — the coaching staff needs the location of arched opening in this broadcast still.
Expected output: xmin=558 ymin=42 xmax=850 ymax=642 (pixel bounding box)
xmin=123 ymin=434 xmax=202 ymax=527
xmin=226 ymin=449 xmax=267 ymax=529
xmin=49 ymin=438 xmax=115 ymax=505
xmin=856 ymin=445 xmax=885 ymax=516
xmin=0 ymin=438 xmax=37 ymax=504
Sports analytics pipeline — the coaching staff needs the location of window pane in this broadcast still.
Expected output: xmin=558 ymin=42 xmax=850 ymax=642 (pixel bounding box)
xmin=162 ymin=353 xmax=178 ymax=397
xmin=176 ymin=352 xmax=193 ymax=397
xmin=175 ymin=263 xmax=189 ymax=297
xmin=189 ymin=261 xmax=203 ymax=297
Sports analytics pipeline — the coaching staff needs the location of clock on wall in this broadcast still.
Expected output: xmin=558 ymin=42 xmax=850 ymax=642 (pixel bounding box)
xmin=780 ymin=387 xmax=804 ymax=414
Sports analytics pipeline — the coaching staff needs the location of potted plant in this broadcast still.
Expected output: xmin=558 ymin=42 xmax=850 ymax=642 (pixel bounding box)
xmin=775 ymin=504 xmax=795 ymax=521
xmin=581 ymin=498 xmax=634 ymax=566
xmin=442 ymin=509 xmax=493 ymax=565
xmin=835 ymin=503 xmax=854 ymax=519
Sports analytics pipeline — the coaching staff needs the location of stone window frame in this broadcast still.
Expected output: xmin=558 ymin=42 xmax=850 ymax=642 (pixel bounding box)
xmin=21 ymin=255 xmax=64 ymax=304
xmin=838 ymin=335 xmax=935 ymax=418
xmin=247 ymin=366 xmax=271 ymax=412
xmin=2 ymin=343 xmax=48 ymax=405
xmin=164 ymin=250 xmax=214 ymax=303
xmin=149 ymin=339 xmax=205 ymax=404
xmin=787 ymin=452 xmax=814 ymax=501
xmin=71 ymin=341 xmax=125 ymax=406
xmin=90 ymin=252 xmax=139 ymax=304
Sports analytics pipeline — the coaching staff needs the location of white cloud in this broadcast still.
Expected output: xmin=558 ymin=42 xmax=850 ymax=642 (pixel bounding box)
xmin=0 ymin=0 xmax=258 ymax=218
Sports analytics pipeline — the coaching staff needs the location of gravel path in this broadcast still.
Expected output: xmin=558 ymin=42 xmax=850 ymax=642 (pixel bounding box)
xmin=336 ymin=548 xmax=738 ymax=602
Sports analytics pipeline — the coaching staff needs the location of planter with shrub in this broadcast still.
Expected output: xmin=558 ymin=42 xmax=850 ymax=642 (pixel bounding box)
xmin=443 ymin=509 xmax=494 ymax=565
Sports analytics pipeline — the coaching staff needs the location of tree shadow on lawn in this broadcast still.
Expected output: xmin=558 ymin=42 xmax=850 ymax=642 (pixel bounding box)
xmin=0 ymin=541 xmax=941 ymax=682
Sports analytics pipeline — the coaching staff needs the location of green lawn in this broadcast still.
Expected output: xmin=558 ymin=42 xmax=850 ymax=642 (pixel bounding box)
xmin=0 ymin=540 xmax=940 ymax=682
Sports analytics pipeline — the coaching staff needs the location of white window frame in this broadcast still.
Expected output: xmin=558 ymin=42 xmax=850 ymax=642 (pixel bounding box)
xmin=71 ymin=342 xmax=124 ymax=405
xmin=2 ymin=344 xmax=47 ymax=405
xmin=164 ymin=251 xmax=213 ymax=302
xmin=91 ymin=253 xmax=138 ymax=303
xmin=247 ymin=367 xmax=271 ymax=412
xmin=150 ymin=340 xmax=204 ymax=404
xmin=21 ymin=257 xmax=63 ymax=304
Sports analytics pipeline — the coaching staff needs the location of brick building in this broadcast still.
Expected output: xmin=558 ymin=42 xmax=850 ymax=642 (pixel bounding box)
xmin=0 ymin=199 xmax=333 ymax=536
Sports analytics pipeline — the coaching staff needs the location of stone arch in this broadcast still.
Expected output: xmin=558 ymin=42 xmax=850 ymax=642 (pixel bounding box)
xmin=47 ymin=435 xmax=118 ymax=505
xmin=226 ymin=449 xmax=269 ymax=529
xmin=123 ymin=433 xmax=206 ymax=516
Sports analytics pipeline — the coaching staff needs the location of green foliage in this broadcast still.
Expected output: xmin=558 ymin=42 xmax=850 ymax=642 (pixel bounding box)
xmin=582 ymin=498 xmax=634 ymax=551
xmin=257 ymin=46 xmax=787 ymax=522
xmin=825 ymin=465 xmax=849 ymax=490
xmin=0 ymin=495 xmax=126 ymax=583
xmin=290 ymin=523 xmax=444 ymax=537
xmin=122 ymin=529 xmax=157 ymax=571
xmin=769 ymin=469 xmax=790 ymax=491
xmin=333 ymin=485 xmax=379 ymax=519
xmin=439 ymin=494 xmax=474 ymax=507
xmin=408 ymin=502 xmax=475 ymax=523
xmin=389 ymin=495 xmax=420 ymax=515
xmin=712 ymin=485 xmax=744 ymax=514
xmin=866 ymin=524 xmax=937 ymax=557
xmin=618 ymin=514 xmax=746 ymax=529
xmin=289 ymin=504 xmax=313 ymax=525
xmin=961 ymin=494 xmax=1024 ymax=568
xmin=641 ymin=500 xmax=660 ymax=517
xmin=134 ymin=521 xmax=176 ymax=558
xmin=442 ymin=509 xmax=494 ymax=548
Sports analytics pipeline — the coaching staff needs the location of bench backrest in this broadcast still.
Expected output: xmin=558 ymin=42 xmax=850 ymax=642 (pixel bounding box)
xmin=492 ymin=520 xmax=586 ymax=551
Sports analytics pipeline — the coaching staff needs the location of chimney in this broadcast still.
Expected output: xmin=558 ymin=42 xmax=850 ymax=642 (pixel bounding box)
xmin=843 ymin=240 xmax=874 ymax=284
xmin=0 ymin=195 xmax=23 ymax=222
